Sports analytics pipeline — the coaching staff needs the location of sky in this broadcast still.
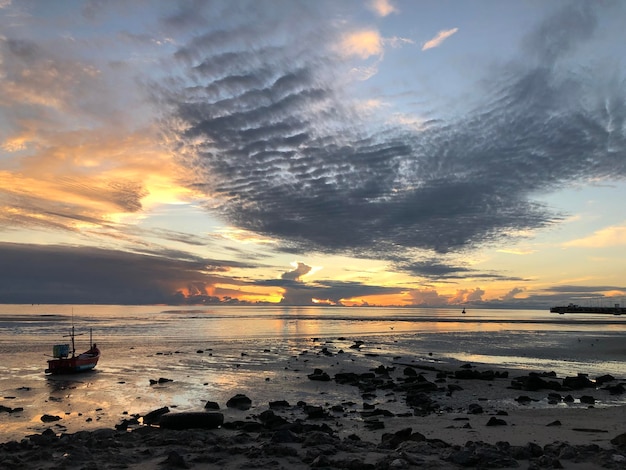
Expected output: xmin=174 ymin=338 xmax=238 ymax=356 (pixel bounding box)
xmin=0 ymin=0 xmax=625 ymax=308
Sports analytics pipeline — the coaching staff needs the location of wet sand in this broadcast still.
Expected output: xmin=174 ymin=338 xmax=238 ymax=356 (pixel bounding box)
xmin=1 ymin=335 xmax=626 ymax=469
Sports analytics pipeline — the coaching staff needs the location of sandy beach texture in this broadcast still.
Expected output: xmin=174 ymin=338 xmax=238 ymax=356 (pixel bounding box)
xmin=1 ymin=337 xmax=625 ymax=469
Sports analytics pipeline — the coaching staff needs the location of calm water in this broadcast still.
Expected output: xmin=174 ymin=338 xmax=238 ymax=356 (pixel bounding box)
xmin=0 ymin=304 xmax=625 ymax=442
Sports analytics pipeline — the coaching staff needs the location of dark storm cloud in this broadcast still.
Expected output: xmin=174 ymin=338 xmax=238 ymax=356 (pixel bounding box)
xmin=399 ymin=260 xmax=526 ymax=281
xmin=543 ymin=285 xmax=626 ymax=294
xmin=160 ymin=2 xmax=625 ymax=264
xmin=256 ymin=277 xmax=403 ymax=306
xmin=0 ymin=242 xmax=252 ymax=305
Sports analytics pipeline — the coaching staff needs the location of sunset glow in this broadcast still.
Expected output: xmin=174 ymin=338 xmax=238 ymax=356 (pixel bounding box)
xmin=0 ymin=1 xmax=625 ymax=308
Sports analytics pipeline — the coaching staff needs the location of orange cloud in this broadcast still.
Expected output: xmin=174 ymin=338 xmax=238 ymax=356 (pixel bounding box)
xmin=563 ymin=224 xmax=626 ymax=248
xmin=369 ymin=0 xmax=398 ymax=17
xmin=339 ymin=29 xmax=383 ymax=59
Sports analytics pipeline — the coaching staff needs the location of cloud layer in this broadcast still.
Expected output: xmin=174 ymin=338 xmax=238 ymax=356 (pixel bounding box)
xmin=162 ymin=2 xmax=625 ymax=265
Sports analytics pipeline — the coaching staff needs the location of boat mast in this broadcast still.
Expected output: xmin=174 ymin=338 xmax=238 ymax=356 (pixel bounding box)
xmin=71 ymin=325 xmax=76 ymax=357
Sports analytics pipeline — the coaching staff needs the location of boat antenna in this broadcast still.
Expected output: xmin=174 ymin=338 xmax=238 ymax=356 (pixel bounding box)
xmin=71 ymin=307 xmax=75 ymax=357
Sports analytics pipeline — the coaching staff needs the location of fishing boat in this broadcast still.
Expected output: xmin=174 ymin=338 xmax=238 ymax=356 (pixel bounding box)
xmin=45 ymin=326 xmax=100 ymax=374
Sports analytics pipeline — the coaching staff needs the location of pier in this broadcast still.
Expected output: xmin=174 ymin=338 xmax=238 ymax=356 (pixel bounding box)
xmin=550 ymin=303 xmax=624 ymax=315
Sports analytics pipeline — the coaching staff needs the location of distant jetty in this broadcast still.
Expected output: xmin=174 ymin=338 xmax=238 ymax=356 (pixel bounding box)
xmin=550 ymin=303 xmax=624 ymax=315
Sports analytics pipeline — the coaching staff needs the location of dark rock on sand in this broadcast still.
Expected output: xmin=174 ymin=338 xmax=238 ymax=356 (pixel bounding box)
xmin=605 ymin=383 xmax=626 ymax=395
xmin=379 ymin=427 xmax=425 ymax=449
xmin=303 ymin=405 xmax=328 ymax=419
xmin=226 ymin=394 xmax=252 ymax=410
xmin=406 ymin=391 xmax=439 ymax=415
xmin=40 ymin=414 xmax=62 ymax=423
xmin=446 ymin=441 xmax=518 ymax=468
xmin=579 ymin=395 xmax=595 ymax=404
xmin=269 ymin=400 xmax=290 ymax=409
xmin=204 ymin=400 xmax=220 ymax=410
xmin=149 ymin=377 xmax=173 ymax=385
xmin=563 ymin=374 xmax=594 ymax=390
xmin=258 ymin=410 xmax=289 ymax=429
xmin=161 ymin=450 xmax=189 ymax=468
xmin=595 ymin=374 xmax=615 ymax=385
xmin=158 ymin=412 xmax=224 ymax=430
xmin=142 ymin=406 xmax=170 ymax=425
xmin=307 ymin=368 xmax=331 ymax=381
xmin=510 ymin=373 xmax=561 ymax=391
xmin=486 ymin=416 xmax=507 ymax=426
xmin=611 ymin=432 xmax=626 ymax=447
xmin=0 ymin=405 xmax=23 ymax=413
xmin=468 ymin=403 xmax=484 ymax=414
xmin=515 ymin=395 xmax=533 ymax=404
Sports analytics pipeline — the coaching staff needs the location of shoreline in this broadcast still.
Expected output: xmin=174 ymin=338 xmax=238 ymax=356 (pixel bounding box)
xmin=2 ymin=338 xmax=626 ymax=469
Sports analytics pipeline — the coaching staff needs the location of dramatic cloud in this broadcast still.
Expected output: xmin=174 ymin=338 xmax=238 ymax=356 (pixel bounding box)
xmin=0 ymin=1 xmax=624 ymax=306
xmin=159 ymin=1 xmax=625 ymax=270
xmin=281 ymin=262 xmax=313 ymax=282
xmin=0 ymin=242 xmax=254 ymax=305
xmin=421 ymin=28 xmax=459 ymax=51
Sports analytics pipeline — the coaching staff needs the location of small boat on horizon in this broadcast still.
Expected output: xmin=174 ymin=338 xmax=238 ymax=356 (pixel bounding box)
xmin=45 ymin=326 xmax=100 ymax=375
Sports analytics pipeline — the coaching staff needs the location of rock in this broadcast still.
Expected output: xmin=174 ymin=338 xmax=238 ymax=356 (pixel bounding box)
xmin=595 ymin=374 xmax=615 ymax=385
xmin=610 ymin=432 xmax=626 ymax=447
xmin=360 ymin=408 xmax=394 ymax=418
xmin=40 ymin=414 xmax=61 ymax=423
xmin=380 ymin=427 xmax=413 ymax=449
xmin=303 ymin=405 xmax=327 ymax=419
xmin=563 ymin=374 xmax=594 ymax=390
xmin=510 ymin=373 xmax=561 ymax=391
xmin=258 ymin=409 xmax=288 ymax=429
xmin=0 ymin=405 xmax=23 ymax=414
xmin=486 ymin=417 xmax=507 ymax=426
xmin=161 ymin=450 xmax=189 ymax=468
xmin=142 ymin=406 xmax=170 ymax=425
xmin=204 ymin=401 xmax=220 ymax=410
xmin=226 ymin=394 xmax=252 ymax=410
xmin=269 ymin=400 xmax=290 ymax=409
xmin=515 ymin=395 xmax=533 ymax=404
xmin=334 ymin=372 xmax=360 ymax=385
xmin=149 ymin=377 xmax=173 ymax=385
xmin=271 ymin=429 xmax=301 ymax=443
xmin=307 ymin=368 xmax=331 ymax=381
xmin=579 ymin=395 xmax=595 ymax=404
xmin=28 ymin=428 xmax=58 ymax=445
xmin=158 ymin=412 xmax=224 ymax=430
xmin=547 ymin=392 xmax=562 ymax=403
xmin=406 ymin=391 xmax=439 ymax=415
xmin=605 ymin=384 xmax=626 ymax=395
xmin=547 ymin=420 xmax=562 ymax=427
xmin=468 ymin=403 xmax=483 ymax=414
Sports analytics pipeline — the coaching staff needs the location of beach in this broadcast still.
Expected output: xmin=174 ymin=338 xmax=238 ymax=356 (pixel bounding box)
xmin=0 ymin=328 xmax=626 ymax=469
xmin=1 ymin=306 xmax=625 ymax=468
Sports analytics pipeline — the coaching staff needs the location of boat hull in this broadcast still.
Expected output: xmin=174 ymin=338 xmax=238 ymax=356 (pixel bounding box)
xmin=46 ymin=352 xmax=100 ymax=374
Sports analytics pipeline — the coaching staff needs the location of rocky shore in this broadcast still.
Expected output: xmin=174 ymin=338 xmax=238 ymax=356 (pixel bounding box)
xmin=2 ymin=339 xmax=626 ymax=469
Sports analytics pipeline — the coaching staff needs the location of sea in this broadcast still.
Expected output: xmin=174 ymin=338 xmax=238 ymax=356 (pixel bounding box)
xmin=0 ymin=304 xmax=625 ymax=442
